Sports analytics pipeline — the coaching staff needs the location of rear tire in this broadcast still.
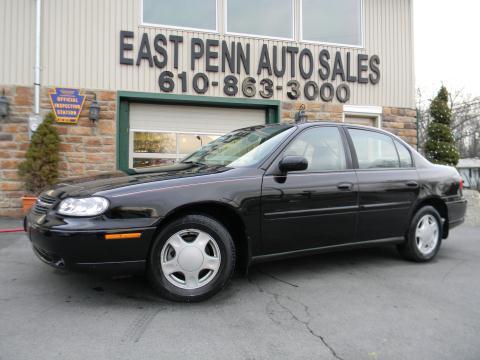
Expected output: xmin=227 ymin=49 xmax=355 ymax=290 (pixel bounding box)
xmin=148 ymin=214 xmax=235 ymax=302
xmin=397 ymin=206 xmax=443 ymax=262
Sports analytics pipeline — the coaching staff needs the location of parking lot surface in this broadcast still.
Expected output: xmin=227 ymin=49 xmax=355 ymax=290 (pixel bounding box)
xmin=0 ymin=221 xmax=479 ymax=360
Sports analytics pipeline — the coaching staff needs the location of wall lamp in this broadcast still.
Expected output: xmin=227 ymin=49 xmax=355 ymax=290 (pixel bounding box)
xmin=295 ymin=104 xmax=307 ymax=124
xmin=0 ymin=89 xmax=9 ymax=118
xmin=88 ymin=94 xmax=100 ymax=123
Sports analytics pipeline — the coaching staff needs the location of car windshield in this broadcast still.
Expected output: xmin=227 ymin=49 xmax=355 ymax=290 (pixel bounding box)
xmin=181 ymin=125 xmax=295 ymax=167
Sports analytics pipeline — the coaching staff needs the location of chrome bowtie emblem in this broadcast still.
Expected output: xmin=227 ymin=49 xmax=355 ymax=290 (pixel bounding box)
xmin=36 ymin=199 xmax=52 ymax=208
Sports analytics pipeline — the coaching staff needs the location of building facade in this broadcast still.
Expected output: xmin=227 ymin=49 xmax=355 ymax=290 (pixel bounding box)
xmin=0 ymin=0 xmax=416 ymax=217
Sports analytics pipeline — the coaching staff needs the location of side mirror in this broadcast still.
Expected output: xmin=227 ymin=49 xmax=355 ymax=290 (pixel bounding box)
xmin=279 ymin=155 xmax=308 ymax=173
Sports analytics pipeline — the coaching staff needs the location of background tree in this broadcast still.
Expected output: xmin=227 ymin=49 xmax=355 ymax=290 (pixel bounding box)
xmin=450 ymin=92 xmax=480 ymax=158
xmin=416 ymin=88 xmax=431 ymax=154
xmin=424 ymin=86 xmax=460 ymax=166
xmin=417 ymin=88 xmax=480 ymax=159
xmin=18 ymin=112 xmax=60 ymax=195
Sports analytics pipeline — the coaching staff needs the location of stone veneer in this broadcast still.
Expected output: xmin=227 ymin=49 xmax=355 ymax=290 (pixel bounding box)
xmin=0 ymin=85 xmax=417 ymax=217
xmin=381 ymin=107 xmax=417 ymax=146
xmin=0 ymin=85 xmax=116 ymax=217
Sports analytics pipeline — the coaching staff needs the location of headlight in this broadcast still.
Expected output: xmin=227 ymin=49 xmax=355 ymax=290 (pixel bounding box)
xmin=57 ymin=197 xmax=109 ymax=217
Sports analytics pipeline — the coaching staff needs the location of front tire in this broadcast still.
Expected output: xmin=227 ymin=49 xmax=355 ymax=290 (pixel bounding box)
xmin=148 ymin=214 xmax=236 ymax=302
xmin=397 ymin=206 xmax=443 ymax=262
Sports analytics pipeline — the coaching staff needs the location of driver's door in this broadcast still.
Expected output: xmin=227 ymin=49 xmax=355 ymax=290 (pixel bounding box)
xmin=260 ymin=126 xmax=358 ymax=255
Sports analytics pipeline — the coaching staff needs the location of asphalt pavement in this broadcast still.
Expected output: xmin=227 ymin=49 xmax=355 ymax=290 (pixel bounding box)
xmin=0 ymin=220 xmax=479 ymax=360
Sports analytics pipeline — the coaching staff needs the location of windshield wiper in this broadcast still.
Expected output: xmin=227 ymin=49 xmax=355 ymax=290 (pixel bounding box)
xmin=181 ymin=160 xmax=206 ymax=166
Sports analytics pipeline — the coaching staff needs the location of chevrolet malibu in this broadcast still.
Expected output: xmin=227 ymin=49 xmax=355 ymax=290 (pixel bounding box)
xmin=26 ymin=122 xmax=467 ymax=302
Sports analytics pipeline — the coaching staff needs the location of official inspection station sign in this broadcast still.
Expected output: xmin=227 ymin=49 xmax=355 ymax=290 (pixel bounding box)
xmin=49 ymin=88 xmax=86 ymax=124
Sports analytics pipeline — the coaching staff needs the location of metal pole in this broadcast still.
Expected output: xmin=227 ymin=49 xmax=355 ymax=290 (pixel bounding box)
xmin=34 ymin=0 xmax=41 ymax=115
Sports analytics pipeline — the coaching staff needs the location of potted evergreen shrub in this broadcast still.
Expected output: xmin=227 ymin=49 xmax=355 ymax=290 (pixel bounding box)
xmin=18 ymin=112 xmax=60 ymax=212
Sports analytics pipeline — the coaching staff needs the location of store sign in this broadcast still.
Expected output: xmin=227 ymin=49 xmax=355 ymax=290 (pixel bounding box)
xmin=49 ymin=88 xmax=86 ymax=124
xmin=119 ymin=31 xmax=381 ymax=103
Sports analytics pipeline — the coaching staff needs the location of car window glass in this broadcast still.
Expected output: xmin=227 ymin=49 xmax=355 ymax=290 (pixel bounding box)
xmin=394 ymin=140 xmax=413 ymax=167
xmin=183 ymin=125 xmax=295 ymax=167
xmin=284 ymin=127 xmax=346 ymax=172
xmin=349 ymin=129 xmax=400 ymax=169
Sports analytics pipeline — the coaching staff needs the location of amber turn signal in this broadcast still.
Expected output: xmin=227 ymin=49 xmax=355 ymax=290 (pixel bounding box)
xmin=105 ymin=233 xmax=142 ymax=240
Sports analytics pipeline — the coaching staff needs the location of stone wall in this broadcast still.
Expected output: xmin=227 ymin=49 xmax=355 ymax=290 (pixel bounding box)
xmin=0 ymin=86 xmax=31 ymax=217
xmin=0 ymin=85 xmax=116 ymax=217
xmin=382 ymin=107 xmax=417 ymax=146
xmin=281 ymin=102 xmax=344 ymax=123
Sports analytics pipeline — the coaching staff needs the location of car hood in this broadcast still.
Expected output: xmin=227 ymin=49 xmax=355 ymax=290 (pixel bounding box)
xmin=42 ymin=163 xmax=232 ymax=199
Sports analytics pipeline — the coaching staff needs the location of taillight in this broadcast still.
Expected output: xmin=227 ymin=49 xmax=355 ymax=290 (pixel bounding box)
xmin=459 ymin=178 xmax=464 ymax=190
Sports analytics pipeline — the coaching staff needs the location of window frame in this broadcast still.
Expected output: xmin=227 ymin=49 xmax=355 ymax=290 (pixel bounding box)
xmin=267 ymin=125 xmax=353 ymax=175
xmin=299 ymin=0 xmax=365 ymax=49
xmin=224 ymin=0 xmax=295 ymax=41
xmin=345 ymin=127 xmax=414 ymax=171
xmin=140 ymin=0 xmax=219 ymax=33
xmin=393 ymin=138 xmax=415 ymax=169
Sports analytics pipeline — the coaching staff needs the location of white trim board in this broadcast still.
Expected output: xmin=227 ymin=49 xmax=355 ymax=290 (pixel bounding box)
xmin=343 ymin=105 xmax=382 ymax=115
xmin=343 ymin=105 xmax=383 ymax=128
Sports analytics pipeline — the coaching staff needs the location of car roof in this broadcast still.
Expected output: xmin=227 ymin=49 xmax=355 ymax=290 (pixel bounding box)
xmin=260 ymin=121 xmax=383 ymax=131
xmin=308 ymin=120 xmax=415 ymax=143
xmin=242 ymin=121 xmax=405 ymax=143
xmin=296 ymin=121 xmax=410 ymax=139
xmin=296 ymin=121 xmax=375 ymax=130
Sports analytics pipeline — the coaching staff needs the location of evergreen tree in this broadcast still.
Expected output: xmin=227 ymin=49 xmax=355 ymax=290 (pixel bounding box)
xmin=425 ymin=86 xmax=459 ymax=166
xmin=19 ymin=112 xmax=60 ymax=194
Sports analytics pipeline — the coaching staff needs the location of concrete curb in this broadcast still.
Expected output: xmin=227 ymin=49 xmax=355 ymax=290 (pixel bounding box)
xmin=0 ymin=228 xmax=24 ymax=233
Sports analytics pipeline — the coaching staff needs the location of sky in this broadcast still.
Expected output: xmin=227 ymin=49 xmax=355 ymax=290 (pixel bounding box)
xmin=414 ymin=0 xmax=480 ymax=99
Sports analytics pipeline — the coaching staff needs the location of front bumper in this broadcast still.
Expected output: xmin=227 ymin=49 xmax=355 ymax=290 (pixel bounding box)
xmin=26 ymin=212 xmax=159 ymax=274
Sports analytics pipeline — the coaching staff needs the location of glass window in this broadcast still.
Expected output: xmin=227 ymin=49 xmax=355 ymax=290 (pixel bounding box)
xmin=133 ymin=158 xmax=175 ymax=168
xmin=178 ymin=134 xmax=219 ymax=155
xmin=394 ymin=140 xmax=413 ymax=168
xmin=302 ymin=0 xmax=362 ymax=46
xmin=349 ymin=129 xmax=400 ymax=169
xmin=134 ymin=132 xmax=176 ymax=154
xmin=184 ymin=125 xmax=295 ymax=167
xmin=284 ymin=127 xmax=347 ymax=172
xmin=227 ymin=0 xmax=293 ymax=39
xmin=131 ymin=131 xmax=219 ymax=168
xmin=143 ymin=0 xmax=217 ymax=31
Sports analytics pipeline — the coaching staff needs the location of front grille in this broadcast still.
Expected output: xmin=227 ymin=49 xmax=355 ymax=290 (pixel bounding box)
xmin=32 ymin=194 xmax=57 ymax=215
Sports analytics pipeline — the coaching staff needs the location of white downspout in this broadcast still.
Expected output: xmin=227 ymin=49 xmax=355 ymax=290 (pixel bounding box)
xmin=34 ymin=0 xmax=41 ymax=115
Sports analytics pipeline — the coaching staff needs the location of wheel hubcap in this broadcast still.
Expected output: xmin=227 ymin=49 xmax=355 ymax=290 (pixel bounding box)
xmin=160 ymin=229 xmax=221 ymax=290
xmin=415 ymin=214 xmax=439 ymax=256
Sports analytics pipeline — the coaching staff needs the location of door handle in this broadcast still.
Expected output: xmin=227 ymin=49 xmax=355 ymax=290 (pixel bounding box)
xmin=406 ymin=180 xmax=419 ymax=188
xmin=337 ymin=182 xmax=353 ymax=191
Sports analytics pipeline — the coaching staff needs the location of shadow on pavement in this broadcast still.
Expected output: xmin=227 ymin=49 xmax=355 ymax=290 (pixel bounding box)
xmin=38 ymin=244 xmax=405 ymax=306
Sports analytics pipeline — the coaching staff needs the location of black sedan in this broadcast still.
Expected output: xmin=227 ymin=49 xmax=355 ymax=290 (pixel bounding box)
xmin=26 ymin=122 xmax=467 ymax=302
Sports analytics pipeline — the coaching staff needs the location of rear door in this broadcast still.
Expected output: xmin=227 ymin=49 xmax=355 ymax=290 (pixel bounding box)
xmin=345 ymin=127 xmax=419 ymax=242
xmin=260 ymin=125 xmax=358 ymax=255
